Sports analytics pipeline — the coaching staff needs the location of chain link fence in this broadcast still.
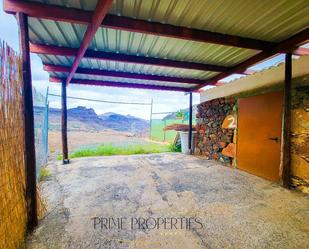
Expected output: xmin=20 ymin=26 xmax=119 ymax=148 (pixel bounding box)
xmin=150 ymin=106 xmax=197 ymax=143
xmin=33 ymin=88 xmax=49 ymax=178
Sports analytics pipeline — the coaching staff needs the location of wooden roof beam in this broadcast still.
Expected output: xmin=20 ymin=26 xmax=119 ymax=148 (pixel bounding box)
xmin=65 ymin=0 xmax=113 ymax=85
xmin=30 ymin=43 xmax=229 ymax=72
xmin=194 ymin=28 xmax=309 ymax=89
xmin=4 ymin=0 xmax=275 ymax=50
xmin=44 ymin=64 xmax=205 ymax=85
xmin=50 ymin=77 xmax=192 ymax=92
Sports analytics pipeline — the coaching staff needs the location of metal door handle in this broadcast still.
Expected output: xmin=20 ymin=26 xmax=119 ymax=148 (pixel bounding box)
xmin=268 ymin=137 xmax=279 ymax=143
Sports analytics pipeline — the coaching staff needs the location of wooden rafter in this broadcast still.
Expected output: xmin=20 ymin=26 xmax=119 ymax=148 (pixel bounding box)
xmin=4 ymin=0 xmax=309 ymax=91
xmin=50 ymin=77 xmax=192 ymax=92
xmin=44 ymin=64 xmax=205 ymax=85
xmin=194 ymin=28 xmax=309 ymax=89
xmin=4 ymin=0 xmax=275 ymax=50
xmin=30 ymin=43 xmax=229 ymax=72
xmin=66 ymin=0 xmax=113 ymax=85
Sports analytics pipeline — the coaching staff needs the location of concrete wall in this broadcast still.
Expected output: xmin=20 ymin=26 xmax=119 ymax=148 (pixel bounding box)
xmin=200 ymin=55 xmax=309 ymax=103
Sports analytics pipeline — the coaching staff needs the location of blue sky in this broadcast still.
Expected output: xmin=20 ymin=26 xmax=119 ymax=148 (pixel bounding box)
xmin=0 ymin=2 xmax=287 ymax=120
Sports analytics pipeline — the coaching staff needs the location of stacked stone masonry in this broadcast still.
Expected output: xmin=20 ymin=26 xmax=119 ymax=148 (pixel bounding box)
xmin=195 ymin=97 xmax=237 ymax=166
xmin=290 ymin=85 xmax=309 ymax=194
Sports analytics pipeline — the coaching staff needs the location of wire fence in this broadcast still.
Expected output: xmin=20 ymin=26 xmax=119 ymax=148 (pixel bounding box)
xmin=47 ymin=93 xmax=195 ymax=146
xmin=48 ymin=93 xmax=152 ymax=137
xmin=33 ymin=88 xmax=49 ymax=178
xmin=150 ymin=106 xmax=197 ymax=143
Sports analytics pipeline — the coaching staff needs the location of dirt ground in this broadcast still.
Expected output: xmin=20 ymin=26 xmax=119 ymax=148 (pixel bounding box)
xmin=48 ymin=131 xmax=150 ymax=153
xmin=28 ymin=153 xmax=309 ymax=249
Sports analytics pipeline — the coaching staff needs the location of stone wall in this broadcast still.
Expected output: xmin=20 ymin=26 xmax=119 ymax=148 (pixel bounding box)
xmin=195 ymin=97 xmax=237 ymax=165
xmin=290 ymin=85 xmax=309 ymax=194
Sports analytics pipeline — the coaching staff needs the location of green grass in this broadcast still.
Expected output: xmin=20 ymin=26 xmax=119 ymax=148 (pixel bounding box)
xmin=151 ymin=119 xmax=196 ymax=143
xmin=168 ymin=143 xmax=182 ymax=152
xmin=38 ymin=167 xmax=51 ymax=182
xmin=57 ymin=142 xmax=174 ymax=160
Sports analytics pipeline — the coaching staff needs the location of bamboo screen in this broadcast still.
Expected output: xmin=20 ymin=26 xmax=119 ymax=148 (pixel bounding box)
xmin=0 ymin=41 xmax=27 ymax=249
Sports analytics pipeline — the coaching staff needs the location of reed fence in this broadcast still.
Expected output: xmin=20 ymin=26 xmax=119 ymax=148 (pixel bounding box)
xmin=0 ymin=41 xmax=45 ymax=249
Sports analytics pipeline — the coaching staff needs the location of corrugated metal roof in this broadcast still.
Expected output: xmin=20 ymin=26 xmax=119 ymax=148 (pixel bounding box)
xmin=29 ymin=0 xmax=309 ymax=42
xmin=28 ymin=18 xmax=86 ymax=48
xmin=28 ymin=18 xmax=257 ymax=67
xmin=24 ymin=0 xmax=309 ymax=90
xmin=38 ymin=54 xmax=218 ymax=80
xmin=109 ymin=0 xmax=309 ymax=42
xmin=50 ymin=71 xmax=196 ymax=88
xmin=29 ymin=0 xmax=97 ymax=11
xmin=80 ymin=58 xmax=218 ymax=79
xmin=90 ymin=28 xmax=257 ymax=66
xmin=37 ymin=54 xmax=74 ymax=66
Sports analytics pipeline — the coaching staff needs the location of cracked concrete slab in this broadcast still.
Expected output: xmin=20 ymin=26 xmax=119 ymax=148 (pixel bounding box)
xmin=28 ymin=153 xmax=309 ymax=249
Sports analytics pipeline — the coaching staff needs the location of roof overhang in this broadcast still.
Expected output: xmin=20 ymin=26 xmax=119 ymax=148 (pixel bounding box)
xmin=200 ymin=55 xmax=309 ymax=102
xmin=4 ymin=0 xmax=309 ymax=92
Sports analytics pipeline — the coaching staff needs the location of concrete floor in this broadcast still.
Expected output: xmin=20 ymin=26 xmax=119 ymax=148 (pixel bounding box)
xmin=28 ymin=153 xmax=309 ymax=249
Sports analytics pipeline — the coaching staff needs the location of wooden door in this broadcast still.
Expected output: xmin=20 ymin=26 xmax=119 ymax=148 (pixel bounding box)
xmin=237 ymin=91 xmax=283 ymax=182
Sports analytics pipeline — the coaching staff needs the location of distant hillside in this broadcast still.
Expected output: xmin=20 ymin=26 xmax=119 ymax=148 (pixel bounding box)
xmin=45 ymin=106 xmax=149 ymax=133
xmin=99 ymin=113 xmax=149 ymax=132
xmin=162 ymin=106 xmax=198 ymax=121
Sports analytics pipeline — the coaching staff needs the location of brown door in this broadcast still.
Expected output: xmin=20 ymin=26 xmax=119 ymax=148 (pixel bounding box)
xmin=237 ymin=91 xmax=283 ymax=182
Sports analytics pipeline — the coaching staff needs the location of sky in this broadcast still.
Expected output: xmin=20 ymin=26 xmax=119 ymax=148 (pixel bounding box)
xmin=0 ymin=2 xmax=288 ymax=120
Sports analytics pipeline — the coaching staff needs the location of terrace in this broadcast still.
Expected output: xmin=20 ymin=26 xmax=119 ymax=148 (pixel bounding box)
xmin=1 ymin=0 xmax=309 ymax=248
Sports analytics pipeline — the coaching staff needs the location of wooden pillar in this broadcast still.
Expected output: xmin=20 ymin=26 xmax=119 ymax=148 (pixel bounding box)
xmin=281 ymin=52 xmax=292 ymax=188
xmin=61 ymin=81 xmax=69 ymax=164
xmin=188 ymin=92 xmax=193 ymax=154
xmin=17 ymin=12 xmax=38 ymax=231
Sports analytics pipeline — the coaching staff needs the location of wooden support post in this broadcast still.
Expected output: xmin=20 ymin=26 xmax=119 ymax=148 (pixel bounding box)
xmin=188 ymin=92 xmax=193 ymax=154
xmin=61 ymin=80 xmax=69 ymax=164
xmin=17 ymin=12 xmax=38 ymax=231
xmin=281 ymin=52 xmax=292 ymax=188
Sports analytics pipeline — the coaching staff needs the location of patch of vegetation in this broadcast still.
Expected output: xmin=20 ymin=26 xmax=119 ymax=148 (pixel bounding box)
xmin=175 ymin=110 xmax=184 ymax=119
xmin=39 ymin=167 xmax=51 ymax=182
xmin=168 ymin=143 xmax=182 ymax=152
xmin=57 ymin=142 xmax=175 ymax=160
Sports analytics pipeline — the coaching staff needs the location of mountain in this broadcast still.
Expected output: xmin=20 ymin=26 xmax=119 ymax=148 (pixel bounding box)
xmin=99 ymin=113 xmax=149 ymax=132
xmin=46 ymin=106 xmax=149 ymax=133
